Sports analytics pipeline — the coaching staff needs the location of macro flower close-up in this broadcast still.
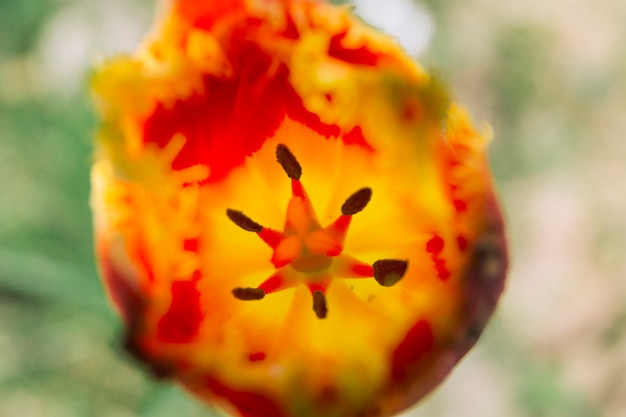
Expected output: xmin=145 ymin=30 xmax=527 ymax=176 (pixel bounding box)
xmin=89 ymin=0 xmax=507 ymax=416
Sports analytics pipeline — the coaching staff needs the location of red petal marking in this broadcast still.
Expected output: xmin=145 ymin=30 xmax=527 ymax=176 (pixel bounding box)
xmin=282 ymin=13 xmax=300 ymax=40
xmin=434 ymin=258 xmax=450 ymax=281
xmin=403 ymin=97 xmax=423 ymax=122
xmin=144 ymin=46 xmax=287 ymax=183
xmin=144 ymin=27 xmax=378 ymax=181
xmin=99 ymin=244 xmax=142 ymax=327
xmin=207 ymin=378 xmax=285 ymax=417
xmin=457 ymin=235 xmax=468 ymax=252
xmin=183 ymin=238 xmax=199 ymax=252
xmin=425 ymin=235 xmax=444 ymax=255
xmin=453 ymin=199 xmax=467 ymax=213
xmin=426 ymin=235 xmax=450 ymax=281
xmin=157 ymin=277 xmax=204 ymax=343
xmin=283 ymin=84 xmax=341 ymax=139
xmin=248 ymin=352 xmax=267 ymax=362
xmin=342 ymin=126 xmax=375 ymax=152
xmin=258 ymin=228 xmax=282 ymax=249
xmin=177 ymin=0 xmax=244 ymax=30
xmin=137 ymin=248 xmax=156 ymax=283
xmin=328 ymin=32 xmax=380 ymax=66
xmin=391 ymin=320 xmax=435 ymax=382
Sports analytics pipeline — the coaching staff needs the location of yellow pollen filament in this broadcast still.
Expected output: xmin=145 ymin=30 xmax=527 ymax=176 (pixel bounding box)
xmin=228 ymin=144 xmax=409 ymax=318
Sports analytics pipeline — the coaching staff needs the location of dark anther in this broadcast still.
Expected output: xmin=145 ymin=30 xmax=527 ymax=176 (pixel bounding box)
xmin=312 ymin=290 xmax=328 ymax=319
xmin=226 ymin=209 xmax=263 ymax=233
xmin=276 ymin=144 xmax=302 ymax=180
xmin=232 ymin=287 xmax=266 ymax=300
xmin=341 ymin=187 xmax=372 ymax=215
xmin=372 ymin=259 xmax=408 ymax=287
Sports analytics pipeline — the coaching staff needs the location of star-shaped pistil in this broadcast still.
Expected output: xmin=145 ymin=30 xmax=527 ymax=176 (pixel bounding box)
xmin=227 ymin=144 xmax=408 ymax=318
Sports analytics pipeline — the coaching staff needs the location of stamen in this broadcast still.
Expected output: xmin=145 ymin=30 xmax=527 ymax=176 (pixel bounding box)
xmin=232 ymin=287 xmax=266 ymax=300
xmin=258 ymin=228 xmax=282 ymax=249
xmin=312 ymin=290 xmax=328 ymax=319
xmin=226 ymin=209 xmax=263 ymax=233
xmin=341 ymin=188 xmax=372 ymax=215
xmin=276 ymin=144 xmax=302 ymax=180
xmin=332 ymin=255 xmax=374 ymax=278
xmin=372 ymin=259 xmax=408 ymax=287
xmin=257 ymin=271 xmax=296 ymax=294
xmin=228 ymin=143 xmax=402 ymax=317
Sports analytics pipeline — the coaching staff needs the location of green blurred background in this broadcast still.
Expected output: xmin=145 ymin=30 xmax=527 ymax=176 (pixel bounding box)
xmin=1 ymin=0 xmax=624 ymax=416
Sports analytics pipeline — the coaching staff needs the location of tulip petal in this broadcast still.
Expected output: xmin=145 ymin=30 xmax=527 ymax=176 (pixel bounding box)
xmin=91 ymin=1 xmax=508 ymax=416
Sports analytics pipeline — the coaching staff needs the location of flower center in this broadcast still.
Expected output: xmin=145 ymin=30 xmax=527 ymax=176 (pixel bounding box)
xmin=226 ymin=144 xmax=408 ymax=319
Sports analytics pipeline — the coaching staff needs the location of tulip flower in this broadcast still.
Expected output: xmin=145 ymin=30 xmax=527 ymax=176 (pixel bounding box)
xmin=90 ymin=0 xmax=507 ymax=416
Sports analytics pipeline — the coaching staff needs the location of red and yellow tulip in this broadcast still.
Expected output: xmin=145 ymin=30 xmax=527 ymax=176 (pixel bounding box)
xmin=91 ymin=0 xmax=507 ymax=416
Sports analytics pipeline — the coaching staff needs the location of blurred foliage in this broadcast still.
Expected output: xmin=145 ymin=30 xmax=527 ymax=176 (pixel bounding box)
xmin=0 ymin=0 xmax=53 ymax=54
xmin=2 ymin=0 xmax=625 ymax=416
xmin=0 ymin=0 xmax=206 ymax=415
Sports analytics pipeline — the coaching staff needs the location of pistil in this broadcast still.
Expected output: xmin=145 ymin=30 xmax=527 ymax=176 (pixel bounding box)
xmin=227 ymin=144 xmax=409 ymax=318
